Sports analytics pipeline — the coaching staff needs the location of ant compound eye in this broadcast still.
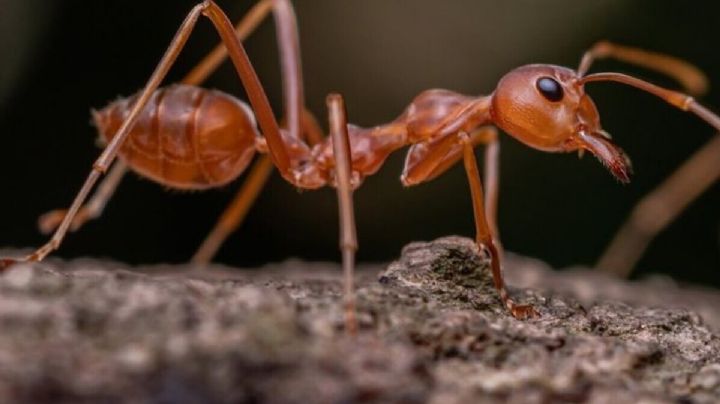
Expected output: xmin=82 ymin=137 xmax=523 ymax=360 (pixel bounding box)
xmin=536 ymin=77 xmax=564 ymax=102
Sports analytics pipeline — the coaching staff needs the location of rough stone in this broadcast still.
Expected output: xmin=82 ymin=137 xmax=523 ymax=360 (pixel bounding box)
xmin=0 ymin=236 xmax=718 ymax=403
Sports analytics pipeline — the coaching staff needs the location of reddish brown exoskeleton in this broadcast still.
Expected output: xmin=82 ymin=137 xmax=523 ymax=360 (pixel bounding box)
xmin=2 ymin=1 xmax=720 ymax=332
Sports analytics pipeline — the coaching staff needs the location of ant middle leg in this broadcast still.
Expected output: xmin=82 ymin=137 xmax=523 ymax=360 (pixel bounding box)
xmin=327 ymin=93 xmax=359 ymax=335
xmin=191 ymin=156 xmax=274 ymax=264
xmin=192 ymin=110 xmax=325 ymax=264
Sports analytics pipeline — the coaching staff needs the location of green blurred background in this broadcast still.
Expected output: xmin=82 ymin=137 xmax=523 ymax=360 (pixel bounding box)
xmin=0 ymin=0 xmax=718 ymax=284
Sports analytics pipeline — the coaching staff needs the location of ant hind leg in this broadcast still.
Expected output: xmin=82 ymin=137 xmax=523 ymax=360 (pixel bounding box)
xmin=191 ymin=156 xmax=273 ymax=264
xmin=27 ymin=1 xmax=281 ymax=259
xmin=38 ymin=161 xmax=128 ymax=235
xmin=193 ymin=0 xmax=312 ymax=264
xmin=0 ymin=3 xmax=210 ymax=269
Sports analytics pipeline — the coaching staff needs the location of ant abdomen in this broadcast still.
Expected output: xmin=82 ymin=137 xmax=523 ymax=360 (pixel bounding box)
xmin=93 ymin=84 xmax=258 ymax=190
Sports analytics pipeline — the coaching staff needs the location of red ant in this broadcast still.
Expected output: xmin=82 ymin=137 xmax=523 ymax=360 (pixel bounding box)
xmin=2 ymin=0 xmax=720 ymax=333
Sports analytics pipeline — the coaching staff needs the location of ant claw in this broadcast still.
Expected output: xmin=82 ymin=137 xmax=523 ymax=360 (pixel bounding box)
xmin=0 ymin=258 xmax=19 ymax=271
xmin=509 ymin=303 xmax=540 ymax=320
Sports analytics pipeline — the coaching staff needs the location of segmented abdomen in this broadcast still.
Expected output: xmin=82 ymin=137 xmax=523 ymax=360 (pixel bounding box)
xmin=93 ymin=84 xmax=257 ymax=190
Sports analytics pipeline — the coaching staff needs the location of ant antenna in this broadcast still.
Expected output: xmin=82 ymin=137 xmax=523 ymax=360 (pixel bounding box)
xmin=580 ymin=72 xmax=720 ymax=132
xmin=577 ymin=41 xmax=708 ymax=95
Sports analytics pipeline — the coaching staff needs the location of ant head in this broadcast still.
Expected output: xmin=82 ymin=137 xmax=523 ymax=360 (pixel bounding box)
xmin=490 ymin=64 xmax=632 ymax=182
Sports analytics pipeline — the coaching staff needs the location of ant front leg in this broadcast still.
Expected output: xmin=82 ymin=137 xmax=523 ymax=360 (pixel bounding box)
xmin=402 ymin=128 xmax=534 ymax=319
xmin=402 ymin=127 xmax=504 ymax=251
xmin=459 ymin=133 xmax=537 ymax=319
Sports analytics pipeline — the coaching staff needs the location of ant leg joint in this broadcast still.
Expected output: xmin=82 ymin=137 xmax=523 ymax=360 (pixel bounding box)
xmin=92 ymin=162 xmax=109 ymax=174
xmin=27 ymin=239 xmax=60 ymax=262
xmin=457 ymin=132 xmax=472 ymax=145
xmin=326 ymin=92 xmax=343 ymax=104
xmin=498 ymin=287 xmax=509 ymax=302
xmin=339 ymin=241 xmax=358 ymax=251
xmin=590 ymin=40 xmax=612 ymax=55
xmin=680 ymin=96 xmax=695 ymax=111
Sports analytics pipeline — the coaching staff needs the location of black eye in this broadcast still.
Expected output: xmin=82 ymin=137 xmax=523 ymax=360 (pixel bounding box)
xmin=536 ymin=77 xmax=564 ymax=102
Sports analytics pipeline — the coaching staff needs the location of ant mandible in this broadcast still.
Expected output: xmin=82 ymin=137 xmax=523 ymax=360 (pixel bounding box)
xmin=2 ymin=0 xmax=720 ymax=334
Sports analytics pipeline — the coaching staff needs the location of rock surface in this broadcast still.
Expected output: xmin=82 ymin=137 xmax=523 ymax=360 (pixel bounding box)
xmin=0 ymin=236 xmax=719 ymax=403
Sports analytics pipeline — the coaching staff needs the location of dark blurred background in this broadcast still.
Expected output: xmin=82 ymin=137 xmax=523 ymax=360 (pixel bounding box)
xmin=1 ymin=1 xmax=719 ymax=284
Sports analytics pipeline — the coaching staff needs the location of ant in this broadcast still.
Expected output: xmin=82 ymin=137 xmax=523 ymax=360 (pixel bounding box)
xmin=2 ymin=0 xmax=720 ymax=334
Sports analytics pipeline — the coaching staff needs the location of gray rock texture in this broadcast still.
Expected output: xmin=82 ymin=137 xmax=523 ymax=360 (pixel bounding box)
xmin=0 ymin=236 xmax=719 ymax=403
